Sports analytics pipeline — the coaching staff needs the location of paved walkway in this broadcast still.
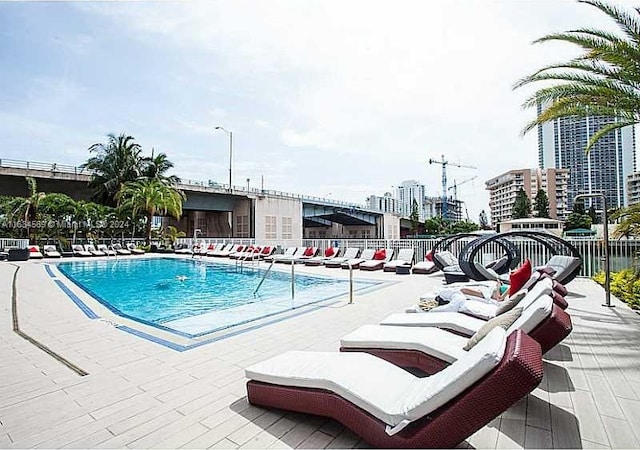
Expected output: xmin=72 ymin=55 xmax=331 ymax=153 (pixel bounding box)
xmin=1 ymin=258 xmax=639 ymax=448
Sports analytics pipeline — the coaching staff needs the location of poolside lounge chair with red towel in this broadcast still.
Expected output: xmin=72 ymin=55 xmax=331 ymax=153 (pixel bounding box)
xmin=324 ymin=248 xmax=360 ymax=268
xmin=304 ymin=247 xmax=341 ymax=266
xmin=28 ymin=245 xmax=44 ymax=259
xmin=360 ymin=248 xmax=394 ymax=271
xmin=246 ymin=328 xmax=543 ymax=448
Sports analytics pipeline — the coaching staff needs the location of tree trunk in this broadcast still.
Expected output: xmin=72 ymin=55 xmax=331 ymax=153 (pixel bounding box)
xmin=145 ymin=213 xmax=153 ymax=246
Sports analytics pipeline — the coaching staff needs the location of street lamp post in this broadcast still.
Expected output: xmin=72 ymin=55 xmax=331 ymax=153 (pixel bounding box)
xmin=214 ymin=126 xmax=233 ymax=191
xmin=574 ymin=193 xmax=612 ymax=307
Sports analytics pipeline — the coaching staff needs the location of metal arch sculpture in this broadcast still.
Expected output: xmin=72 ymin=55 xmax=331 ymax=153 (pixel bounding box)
xmin=459 ymin=230 xmax=582 ymax=284
xmin=458 ymin=234 xmax=521 ymax=281
xmin=430 ymin=233 xmax=484 ymax=271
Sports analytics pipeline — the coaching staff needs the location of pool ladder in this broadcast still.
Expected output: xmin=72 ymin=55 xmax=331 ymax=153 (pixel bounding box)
xmin=107 ymin=244 xmax=119 ymax=261
xmin=236 ymin=251 xmax=259 ymax=273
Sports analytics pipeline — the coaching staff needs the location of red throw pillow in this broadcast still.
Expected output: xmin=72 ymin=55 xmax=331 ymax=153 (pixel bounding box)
xmin=509 ymin=259 xmax=532 ymax=296
xmin=373 ymin=249 xmax=386 ymax=260
xmin=207 ymin=244 xmax=214 ymax=250
xmin=29 ymin=246 xmax=38 ymax=253
xmin=303 ymin=247 xmax=314 ymax=257
xmin=426 ymin=251 xmax=433 ymax=262
xmin=325 ymin=247 xmax=335 ymax=257
xmin=236 ymin=245 xmax=244 ymax=252
xmin=261 ymin=246 xmax=271 ymax=254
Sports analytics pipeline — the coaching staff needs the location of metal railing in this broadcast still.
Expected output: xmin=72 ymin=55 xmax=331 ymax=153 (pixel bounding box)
xmin=0 ymin=238 xmax=29 ymax=249
xmin=176 ymin=236 xmax=640 ymax=278
xmin=0 ymin=158 xmax=374 ymax=210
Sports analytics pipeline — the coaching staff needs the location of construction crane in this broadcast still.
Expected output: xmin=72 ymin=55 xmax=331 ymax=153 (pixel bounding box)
xmin=448 ymin=176 xmax=478 ymax=220
xmin=428 ymin=155 xmax=477 ymax=220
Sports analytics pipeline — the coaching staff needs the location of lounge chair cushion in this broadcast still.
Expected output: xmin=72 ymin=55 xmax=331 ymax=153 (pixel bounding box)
xmin=508 ymin=295 xmax=553 ymax=334
xmin=508 ymin=260 xmax=531 ymax=296
xmin=464 ymin=308 xmax=522 ymax=350
xmin=325 ymin=247 xmax=335 ymax=257
xmin=381 ymin=312 xmax=486 ymax=335
xmin=246 ymin=328 xmax=506 ymax=431
xmin=340 ymin=325 xmax=468 ymax=363
xmin=496 ymin=289 xmax=528 ymax=315
xmin=373 ymin=249 xmax=386 ymax=260
xmin=459 ymin=300 xmax=499 ymax=320
xmin=435 ymin=251 xmax=458 ymax=267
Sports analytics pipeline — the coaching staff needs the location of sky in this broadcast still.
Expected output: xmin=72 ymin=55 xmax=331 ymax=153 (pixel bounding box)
xmin=0 ymin=0 xmax=631 ymax=222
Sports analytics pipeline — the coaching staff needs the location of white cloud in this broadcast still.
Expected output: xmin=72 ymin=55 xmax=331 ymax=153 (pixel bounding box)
xmin=7 ymin=0 xmax=633 ymax=222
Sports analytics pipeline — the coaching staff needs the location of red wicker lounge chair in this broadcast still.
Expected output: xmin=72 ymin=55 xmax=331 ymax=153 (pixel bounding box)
xmin=247 ymin=330 xmax=543 ymax=448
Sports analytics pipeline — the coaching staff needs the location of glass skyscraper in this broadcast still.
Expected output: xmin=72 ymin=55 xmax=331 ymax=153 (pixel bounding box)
xmin=538 ymin=104 xmax=636 ymax=210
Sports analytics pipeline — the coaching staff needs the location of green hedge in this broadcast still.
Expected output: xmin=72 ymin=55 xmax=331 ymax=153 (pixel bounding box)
xmin=593 ymin=270 xmax=640 ymax=310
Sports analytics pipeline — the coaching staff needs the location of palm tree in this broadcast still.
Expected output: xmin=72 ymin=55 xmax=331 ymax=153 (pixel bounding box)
xmin=82 ymin=133 xmax=144 ymax=206
xmin=514 ymin=0 xmax=640 ymax=152
xmin=142 ymin=149 xmax=181 ymax=185
xmin=8 ymin=177 xmax=46 ymax=242
xmin=610 ymin=204 xmax=640 ymax=238
xmin=116 ymin=179 xmax=185 ymax=245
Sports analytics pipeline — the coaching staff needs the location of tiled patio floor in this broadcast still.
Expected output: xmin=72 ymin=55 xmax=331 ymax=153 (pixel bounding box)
xmin=1 ymin=258 xmax=639 ymax=448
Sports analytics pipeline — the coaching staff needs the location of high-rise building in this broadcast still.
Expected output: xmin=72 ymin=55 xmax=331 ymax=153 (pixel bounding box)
xmin=485 ymin=168 xmax=569 ymax=225
xmin=627 ymin=172 xmax=640 ymax=206
xmin=538 ymin=106 xmax=636 ymax=209
xmin=366 ymin=192 xmax=398 ymax=214
xmin=395 ymin=180 xmax=428 ymax=221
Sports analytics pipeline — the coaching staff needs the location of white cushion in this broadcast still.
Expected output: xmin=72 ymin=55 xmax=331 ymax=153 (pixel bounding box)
xmin=508 ymin=295 xmax=553 ymax=334
xmin=340 ymin=325 xmax=468 ymax=363
xmin=412 ymin=261 xmax=435 ymax=270
xmin=246 ymin=328 xmax=506 ymax=429
xmin=360 ymin=260 xmax=385 ymax=268
xmin=459 ymin=300 xmax=498 ymax=320
xmin=517 ymin=278 xmax=553 ymax=311
xmin=521 ymin=271 xmax=541 ymax=291
xmin=381 ymin=312 xmax=486 ymax=335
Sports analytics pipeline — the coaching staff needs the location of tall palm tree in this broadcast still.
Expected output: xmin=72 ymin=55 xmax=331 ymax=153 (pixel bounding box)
xmin=514 ymin=0 xmax=640 ymax=152
xmin=6 ymin=177 xmax=47 ymax=242
xmin=142 ymin=149 xmax=181 ymax=185
xmin=82 ymin=133 xmax=144 ymax=206
xmin=116 ymin=179 xmax=185 ymax=245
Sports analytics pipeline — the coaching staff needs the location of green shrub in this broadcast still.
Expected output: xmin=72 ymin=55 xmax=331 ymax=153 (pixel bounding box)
xmin=593 ymin=269 xmax=640 ymax=309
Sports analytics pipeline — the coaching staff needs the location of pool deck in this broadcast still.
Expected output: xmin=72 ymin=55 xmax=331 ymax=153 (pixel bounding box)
xmin=1 ymin=256 xmax=640 ymax=448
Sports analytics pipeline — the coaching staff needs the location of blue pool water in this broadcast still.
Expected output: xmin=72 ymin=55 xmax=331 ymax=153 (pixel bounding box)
xmin=57 ymin=258 xmax=379 ymax=336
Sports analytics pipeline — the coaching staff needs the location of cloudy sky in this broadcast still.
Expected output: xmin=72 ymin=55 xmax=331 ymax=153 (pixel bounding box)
xmin=0 ymin=0 xmax=627 ymax=221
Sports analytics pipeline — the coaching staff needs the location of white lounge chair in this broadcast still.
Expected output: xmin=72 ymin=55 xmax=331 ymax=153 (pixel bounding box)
xmin=275 ymin=247 xmax=308 ymax=264
xmin=72 ymin=244 xmax=92 ymax=257
xmin=324 ymin=248 xmax=360 ymax=268
xmin=43 ymin=245 xmax=61 ymax=258
xmin=96 ymin=244 xmax=117 ymax=256
xmin=127 ymin=243 xmax=145 ymax=255
xmin=340 ymin=248 xmax=376 ymax=269
xmin=112 ymin=243 xmax=131 ymax=255
xmin=304 ymin=247 xmax=341 ymax=266
xmin=28 ymin=245 xmax=44 ymax=259
xmin=85 ymin=244 xmax=106 ymax=256
xmin=264 ymin=247 xmax=297 ymax=262
xmin=383 ymin=248 xmax=415 ymax=272
xmin=207 ymin=243 xmax=230 ymax=256
xmin=292 ymin=247 xmax=319 ymax=263
xmin=359 ymin=248 xmax=394 ymax=271
xmin=245 ymin=327 xmax=542 ymax=448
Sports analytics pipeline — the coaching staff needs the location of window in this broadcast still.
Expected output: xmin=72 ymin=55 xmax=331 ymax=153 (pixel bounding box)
xmin=235 ymin=215 xmax=249 ymax=237
xmin=265 ymin=216 xmax=277 ymax=240
xmin=282 ymin=217 xmax=293 ymax=239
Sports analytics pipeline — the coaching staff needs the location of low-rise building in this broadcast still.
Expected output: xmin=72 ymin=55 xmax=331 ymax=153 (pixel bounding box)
xmin=485 ymin=168 xmax=569 ymax=225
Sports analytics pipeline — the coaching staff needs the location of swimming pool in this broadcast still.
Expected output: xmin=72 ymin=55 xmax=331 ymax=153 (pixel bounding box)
xmin=57 ymin=257 xmax=380 ymax=337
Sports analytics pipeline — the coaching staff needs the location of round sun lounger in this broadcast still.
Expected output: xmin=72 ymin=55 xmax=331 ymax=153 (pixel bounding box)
xmin=246 ymin=329 xmax=543 ymax=448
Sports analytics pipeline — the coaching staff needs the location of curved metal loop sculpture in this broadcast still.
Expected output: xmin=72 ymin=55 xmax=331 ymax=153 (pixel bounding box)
xmin=458 ymin=235 xmax=521 ymax=281
xmin=458 ymin=231 xmax=582 ymax=284
xmin=430 ymin=233 xmax=483 ymax=271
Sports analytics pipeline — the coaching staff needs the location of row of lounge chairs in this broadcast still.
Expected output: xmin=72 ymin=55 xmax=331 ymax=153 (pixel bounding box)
xmin=27 ymin=243 xmax=144 ymax=259
xmin=244 ymin=262 xmax=573 ymax=447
